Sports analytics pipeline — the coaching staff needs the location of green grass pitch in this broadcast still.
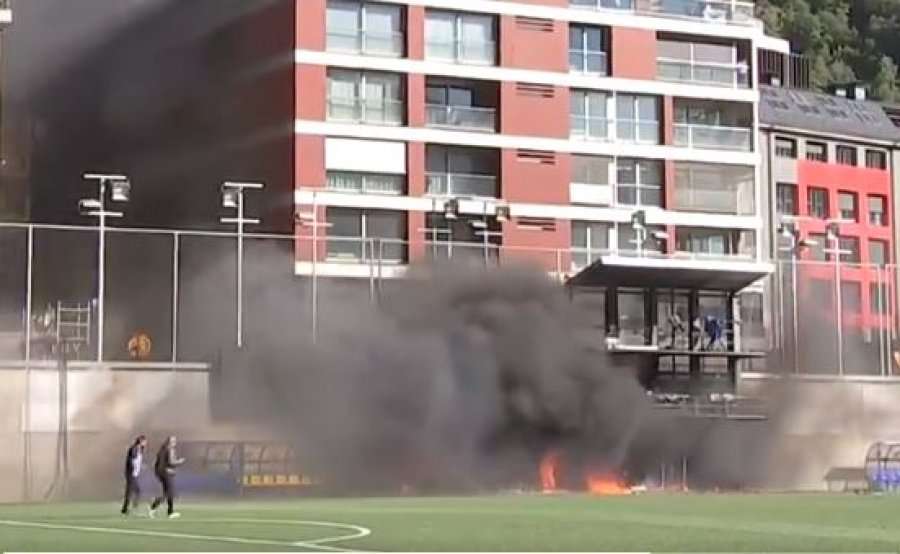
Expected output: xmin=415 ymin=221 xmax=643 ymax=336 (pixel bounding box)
xmin=1 ymin=493 xmax=899 ymax=552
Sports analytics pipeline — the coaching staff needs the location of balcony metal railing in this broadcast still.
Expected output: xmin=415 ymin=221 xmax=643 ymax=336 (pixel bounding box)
xmin=657 ymin=59 xmax=750 ymax=88
xmin=673 ymin=123 xmax=753 ymax=151
xmin=326 ymin=97 xmax=404 ymax=126
xmin=571 ymin=0 xmax=756 ymax=26
xmin=425 ymin=104 xmax=496 ymax=132
xmin=425 ymin=39 xmax=497 ymax=65
xmin=425 ymin=172 xmax=499 ymax=198
xmin=326 ymin=28 xmax=404 ymax=57
xmin=570 ymin=116 xmax=611 ymax=140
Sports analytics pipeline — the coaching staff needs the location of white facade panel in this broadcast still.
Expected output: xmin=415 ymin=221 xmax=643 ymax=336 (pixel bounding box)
xmin=325 ymin=138 xmax=407 ymax=175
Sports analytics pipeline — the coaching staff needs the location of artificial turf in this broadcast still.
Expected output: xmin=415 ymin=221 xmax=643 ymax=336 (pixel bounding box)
xmin=0 ymin=493 xmax=898 ymax=552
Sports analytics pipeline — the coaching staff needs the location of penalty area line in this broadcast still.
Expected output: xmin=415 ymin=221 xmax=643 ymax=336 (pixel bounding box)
xmin=0 ymin=518 xmax=373 ymax=552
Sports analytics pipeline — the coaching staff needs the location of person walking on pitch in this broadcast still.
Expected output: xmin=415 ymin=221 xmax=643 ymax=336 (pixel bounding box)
xmin=148 ymin=435 xmax=186 ymax=519
xmin=120 ymin=434 xmax=147 ymax=515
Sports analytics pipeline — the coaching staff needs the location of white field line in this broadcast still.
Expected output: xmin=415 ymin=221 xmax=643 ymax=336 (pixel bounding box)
xmin=0 ymin=518 xmax=373 ymax=552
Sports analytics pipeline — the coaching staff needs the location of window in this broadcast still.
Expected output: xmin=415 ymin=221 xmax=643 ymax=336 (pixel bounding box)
xmin=836 ymin=145 xmax=857 ymax=166
xmin=425 ymin=10 xmax=496 ymax=65
xmin=571 ymin=90 xmax=609 ymax=140
xmin=425 ymin=79 xmax=498 ymax=131
xmin=617 ymin=223 xmax=666 ymax=255
xmin=833 ymin=237 xmax=860 ymax=264
xmin=776 ymin=183 xmax=798 ymax=216
xmin=871 ymin=283 xmax=890 ymax=315
xmin=327 ymin=69 xmax=404 ymax=125
xmin=841 ymin=282 xmax=862 ymax=316
xmin=571 ymin=155 xmax=611 ymax=185
xmin=326 ymin=171 xmax=405 ymax=195
xmin=868 ymin=196 xmax=887 ymax=226
xmin=617 ymin=289 xmax=646 ymax=346
xmin=808 ymin=233 xmax=827 ymax=261
xmin=327 ymin=0 xmax=404 ymax=57
xmin=806 ymin=141 xmax=827 ymax=162
xmin=676 ymin=228 xmax=756 ymax=258
xmin=569 ymin=24 xmax=608 ymax=75
xmin=571 ymin=221 xmax=610 ymax=268
xmin=838 ymin=191 xmax=858 ymax=222
xmin=616 ymin=94 xmax=660 ymax=144
xmin=807 ymin=187 xmax=829 ymax=219
xmin=327 ymin=207 xmax=407 ymax=262
xmin=869 ymin=240 xmax=888 ymax=266
xmin=617 ymin=159 xmax=662 ymax=207
xmin=775 ymin=137 xmax=797 ymax=158
xmin=866 ymin=149 xmax=887 ymax=170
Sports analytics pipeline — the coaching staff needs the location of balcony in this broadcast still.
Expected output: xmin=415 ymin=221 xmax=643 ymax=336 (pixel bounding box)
xmin=674 ymin=162 xmax=755 ymax=215
xmin=326 ymin=28 xmax=404 ymax=57
xmin=326 ymin=97 xmax=404 ymax=126
xmin=570 ymin=0 xmax=756 ymax=26
xmin=675 ymin=228 xmax=756 ymax=261
xmin=426 ymin=105 xmax=496 ymax=132
xmin=658 ymin=59 xmax=749 ymax=88
xmin=426 ymin=173 xmax=498 ymax=198
xmin=674 ymin=123 xmax=752 ymax=151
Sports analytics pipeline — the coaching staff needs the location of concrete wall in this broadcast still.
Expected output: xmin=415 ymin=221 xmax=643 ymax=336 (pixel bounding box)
xmin=739 ymin=377 xmax=900 ymax=490
xmin=0 ymin=368 xmax=214 ymax=503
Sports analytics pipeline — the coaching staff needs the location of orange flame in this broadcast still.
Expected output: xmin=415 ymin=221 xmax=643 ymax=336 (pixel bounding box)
xmin=539 ymin=452 xmax=559 ymax=492
xmin=586 ymin=473 xmax=630 ymax=496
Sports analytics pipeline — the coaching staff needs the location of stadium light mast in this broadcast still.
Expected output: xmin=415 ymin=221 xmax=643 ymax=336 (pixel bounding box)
xmin=778 ymin=218 xmax=815 ymax=374
xmin=220 ymin=181 xmax=264 ymax=349
xmin=80 ymin=173 xmax=131 ymax=364
xmin=295 ymin=190 xmax=332 ymax=344
xmin=824 ymin=219 xmax=852 ymax=376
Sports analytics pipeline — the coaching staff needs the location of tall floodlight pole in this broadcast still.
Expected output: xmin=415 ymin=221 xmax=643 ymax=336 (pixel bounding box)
xmin=778 ymin=221 xmax=815 ymax=374
xmin=81 ymin=173 xmax=130 ymax=364
xmin=824 ymin=220 xmax=850 ymax=376
xmin=296 ymin=191 xmax=331 ymax=344
xmin=220 ymin=181 xmax=264 ymax=349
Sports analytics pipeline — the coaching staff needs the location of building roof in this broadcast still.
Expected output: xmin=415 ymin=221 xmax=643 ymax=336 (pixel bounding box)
xmin=760 ymin=86 xmax=900 ymax=144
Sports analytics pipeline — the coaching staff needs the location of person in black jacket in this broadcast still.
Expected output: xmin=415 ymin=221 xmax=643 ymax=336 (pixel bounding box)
xmin=148 ymin=435 xmax=186 ymax=519
xmin=120 ymin=435 xmax=147 ymax=515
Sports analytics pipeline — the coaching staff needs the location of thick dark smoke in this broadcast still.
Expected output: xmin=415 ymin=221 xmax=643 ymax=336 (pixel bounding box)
xmin=225 ymin=265 xmax=653 ymax=491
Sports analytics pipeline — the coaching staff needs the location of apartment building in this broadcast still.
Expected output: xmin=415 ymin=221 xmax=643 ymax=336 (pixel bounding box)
xmin=760 ymin=85 xmax=900 ymax=375
xmin=291 ymin=0 xmax=789 ymax=390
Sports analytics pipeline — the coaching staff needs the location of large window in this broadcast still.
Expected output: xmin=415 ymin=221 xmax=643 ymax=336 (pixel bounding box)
xmin=617 ymin=223 xmax=666 ymax=255
xmin=866 ymin=149 xmax=887 ymax=170
xmin=775 ymin=137 xmax=797 ymax=158
xmin=327 ymin=208 xmax=407 ymax=262
xmin=869 ymin=239 xmax=888 ymax=266
xmin=838 ymin=191 xmax=858 ymax=222
xmin=425 ymin=145 xmax=499 ymax=197
xmin=832 ymin=236 xmax=860 ymax=264
xmin=326 ymin=171 xmax=405 ymax=195
xmin=673 ymin=99 xmax=753 ymax=151
xmin=571 ymin=221 xmax=610 ymax=268
xmin=868 ymin=195 xmax=887 ymax=226
xmin=776 ymin=183 xmax=798 ymax=216
xmin=657 ymin=38 xmax=748 ymax=88
xmin=569 ymin=24 xmax=608 ymax=75
xmin=676 ymin=228 xmax=756 ymax=258
xmin=806 ymin=141 xmax=827 ymax=162
xmin=617 ymin=159 xmax=662 ymax=207
xmin=617 ymin=290 xmax=646 ymax=346
xmin=425 ymin=10 xmax=496 ymax=65
xmin=807 ymin=187 xmax=829 ymax=219
xmin=571 ymin=155 xmax=612 ymax=186
xmin=571 ymin=90 xmax=609 ymax=140
xmin=808 ymin=233 xmax=827 ymax=261
xmin=327 ymin=69 xmax=404 ymax=125
xmin=326 ymin=0 xmax=404 ymax=57
xmin=674 ymin=163 xmax=754 ymax=215
xmin=425 ymin=78 xmax=498 ymax=132
xmin=616 ymin=94 xmax=660 ymax=144
xmin=836 ymin=145 xmax=857 ymax=166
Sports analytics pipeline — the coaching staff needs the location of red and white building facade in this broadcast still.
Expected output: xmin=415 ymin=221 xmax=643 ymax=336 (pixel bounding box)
xmin=291 ymin=0 xmax=790 ymax=283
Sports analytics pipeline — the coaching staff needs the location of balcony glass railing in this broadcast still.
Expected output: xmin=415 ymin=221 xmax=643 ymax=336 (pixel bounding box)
xmin=570 ymin=116 xmax=610 ymax=140
xmin=674 ymin=186 xmax=753 ymax=215
xmin=426 ymin=104 xmax=496 ymax=132
xmin=571 ymin=0 xmax=755 ymax=25
xmin=568 ymin=50 xmax=609 ymax=74
xmin=658 ymin=59 xmax=750 ymax=88
xmin=425 ymin=172 xmax=498 ymax=198
xmin=673 ymin=123 xmax=752 ymax=151
xmin=425 ymin=39 xmax=497 ymax=65
xmin=326 ymin=28 xmax=404 ymax=57
xmin=327 ymin=97 xmax=404 ymax=125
